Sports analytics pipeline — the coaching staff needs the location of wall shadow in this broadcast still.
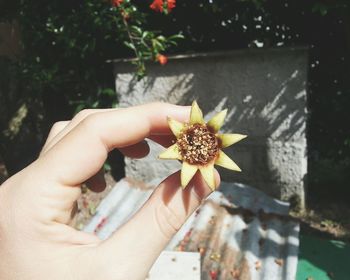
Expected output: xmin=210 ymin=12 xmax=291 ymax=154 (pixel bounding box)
xmin=115 ymin=49 xmax=308 ymax=202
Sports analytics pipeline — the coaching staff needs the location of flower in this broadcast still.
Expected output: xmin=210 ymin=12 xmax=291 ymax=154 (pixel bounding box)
xmin=156 ymin=54 xmax=168 ymax=65
xmin=167 ymin=0 xmax=176 ymax=11
xmin=159 ymin=101 xmax=247 ymax=190
xmin=150 ymin=0 xmax=176 ymax=13
xmin=112 ymin=0 xmax=123 ymax=7
xmin=150 ymin=0 xmax=164 ymax=12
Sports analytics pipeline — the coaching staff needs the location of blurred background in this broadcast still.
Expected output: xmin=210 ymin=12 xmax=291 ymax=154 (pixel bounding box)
xmin=0 ymin=0 xmax=349 ymax=276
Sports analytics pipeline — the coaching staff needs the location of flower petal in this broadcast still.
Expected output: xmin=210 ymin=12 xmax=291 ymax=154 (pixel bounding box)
xmin=158 ymin=144 xmax=181 ymax=160
xmin=199 ymin=163 xmax=216 ymax=190
xmin=219 ymin=134 xmax=247 ymax=148
xmin=215 ymin=150 xmax=241 ymax=171
xmin=190 ymin=101 xmax=204 ymax=124
xmin=181 ymin=162 xmax=198 ymax=188
xmin=207 ymin=109 xmax=227 ymax=132
xmin=167 ymin=117 xmax=185 ymax=138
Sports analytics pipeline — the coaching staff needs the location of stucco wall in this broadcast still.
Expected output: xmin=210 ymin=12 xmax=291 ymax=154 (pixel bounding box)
xmin=113 ymin=48 xmax=308 ymax=208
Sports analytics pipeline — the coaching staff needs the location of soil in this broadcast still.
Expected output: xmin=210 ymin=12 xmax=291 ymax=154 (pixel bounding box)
xmin=291 ymin=201 xmax=350 ymax=242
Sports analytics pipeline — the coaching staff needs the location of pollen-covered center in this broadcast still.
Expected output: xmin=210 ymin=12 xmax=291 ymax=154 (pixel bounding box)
xmin=177 ymin=124 xmax=219 ymax=165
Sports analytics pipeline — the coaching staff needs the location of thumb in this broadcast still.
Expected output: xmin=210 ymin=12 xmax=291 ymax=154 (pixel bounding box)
xmin=95 ymin=170 xmax=220 ymax=280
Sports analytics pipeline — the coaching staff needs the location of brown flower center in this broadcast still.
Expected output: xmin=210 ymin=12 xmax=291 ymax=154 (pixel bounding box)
xmin=177 ymin=124 xmax=219 ymax=165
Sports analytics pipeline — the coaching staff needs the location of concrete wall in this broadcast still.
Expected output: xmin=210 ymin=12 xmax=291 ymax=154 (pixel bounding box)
xmin=113 ymin=48 xmax=308 ymax=208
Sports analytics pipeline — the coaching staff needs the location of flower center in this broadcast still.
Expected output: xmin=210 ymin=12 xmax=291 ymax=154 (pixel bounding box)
xmin=177 ymin=124 xmax=219 ymax=165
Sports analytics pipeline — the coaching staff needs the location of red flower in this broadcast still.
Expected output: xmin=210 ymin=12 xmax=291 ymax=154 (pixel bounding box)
xmin=150 ymin=0 xmax=176 ymax=13
xmin=150 ymin=0 xmax=163 ymax=12
xmin=167 ymin=0 xmax=176 ymax=11
xmin=112 ymin=0 xmax=123 ymax=7
xmin=157 ymin=54 xmax=168 ymax=65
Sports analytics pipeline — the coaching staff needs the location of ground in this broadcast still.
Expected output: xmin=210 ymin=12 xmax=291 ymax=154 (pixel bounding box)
xmin=292 ymin=201 xmax=350 ymax=242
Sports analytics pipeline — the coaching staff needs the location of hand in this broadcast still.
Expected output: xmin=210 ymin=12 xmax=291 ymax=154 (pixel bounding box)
xmin=0 ymin=103 xmax=220 ymax=280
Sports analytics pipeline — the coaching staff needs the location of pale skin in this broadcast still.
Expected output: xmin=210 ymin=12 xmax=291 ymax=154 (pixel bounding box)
xmin=0 ymin=103 xmax=220 ymax=280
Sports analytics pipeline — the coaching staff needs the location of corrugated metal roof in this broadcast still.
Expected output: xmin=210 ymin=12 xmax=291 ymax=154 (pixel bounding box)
xmin=147 ymin=251 xmax=201 ymax=280
xmin=84 ymin=178 xmax=299 ymax=280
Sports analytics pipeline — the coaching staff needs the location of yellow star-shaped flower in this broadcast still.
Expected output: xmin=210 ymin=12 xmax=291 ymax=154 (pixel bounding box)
xmin=159 ymin=101 xmax=247 ymax=190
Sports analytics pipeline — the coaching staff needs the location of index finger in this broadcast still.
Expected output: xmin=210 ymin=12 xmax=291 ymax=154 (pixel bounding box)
xmin=38 ymin=103 xmax=190 ymax=186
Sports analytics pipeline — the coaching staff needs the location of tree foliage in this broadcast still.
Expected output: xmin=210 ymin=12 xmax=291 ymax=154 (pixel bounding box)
xmin=0 ymin=0 xmax=182 ymax=172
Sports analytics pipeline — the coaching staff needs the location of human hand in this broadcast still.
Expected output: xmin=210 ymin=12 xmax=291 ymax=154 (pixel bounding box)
xmin=0 ymin=103 xmax=220 ymax=280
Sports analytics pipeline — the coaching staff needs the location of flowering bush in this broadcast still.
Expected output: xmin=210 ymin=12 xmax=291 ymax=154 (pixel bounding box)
xmin=111 ymin=0 xmax=182 ymax=77
xmin=0 ymin=0 xmax=183 ymax=174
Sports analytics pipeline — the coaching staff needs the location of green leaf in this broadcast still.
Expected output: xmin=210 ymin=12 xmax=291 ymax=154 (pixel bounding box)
xmin=101 ymin=88 xmax=116 ymax=97
xmin=91 ymin=101 xmax=99 ymax=108
xmin=168 ymin=34 xmax=185 ymax=40
xmin=75 ymin=104 xmax=86 ymax=114
xmin=124 ymin=41 xmax=136 ymax=50
xmin=142 ymin=31 xmax=151 ymax=40
xmin=130 ymin=25 xmax=142 ymax=35
xmin=152 ymin=39 xmax=165 ymax=51
xmin=157 ymin=35 xmax=166 ymax=42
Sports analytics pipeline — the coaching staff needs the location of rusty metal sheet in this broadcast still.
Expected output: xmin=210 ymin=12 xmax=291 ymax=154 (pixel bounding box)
xmin=84 ymin=179 xmax=299 ymax=280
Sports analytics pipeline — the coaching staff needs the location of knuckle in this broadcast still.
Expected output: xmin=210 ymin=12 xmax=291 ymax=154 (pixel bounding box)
xmin=79 ymin=114 xmax=100 ymax=131
xmin=74 ymin=108 xmax=96 ymax=121
xmin=50 ymin=121 xmax=68 ymax=133
xmin=154 ymin=202 xmax=183 ymax=239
